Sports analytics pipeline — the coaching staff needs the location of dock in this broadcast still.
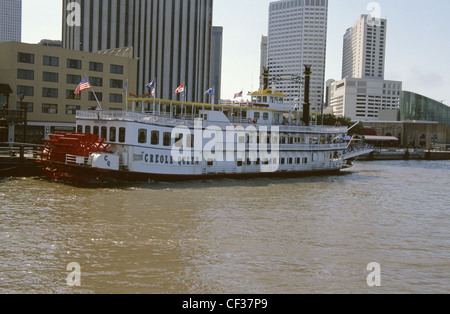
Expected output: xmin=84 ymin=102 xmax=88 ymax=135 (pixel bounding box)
xmin=0 ymin=143 xmax=41 ymax=177
xmin=358 ymin=148 xmax=450 ymax=161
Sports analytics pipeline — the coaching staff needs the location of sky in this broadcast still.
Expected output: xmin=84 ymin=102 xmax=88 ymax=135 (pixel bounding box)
xmin=22 ymin=0 xmax=450 ymax=105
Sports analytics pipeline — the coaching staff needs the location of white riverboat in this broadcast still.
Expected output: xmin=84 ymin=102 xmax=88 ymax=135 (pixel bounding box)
xmin=38 ymin=86 xmax=372 ymax=184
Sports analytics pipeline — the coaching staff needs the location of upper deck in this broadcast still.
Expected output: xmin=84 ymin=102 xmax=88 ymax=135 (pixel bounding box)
xmin=76 ymin=109 xmax=348 ymax=135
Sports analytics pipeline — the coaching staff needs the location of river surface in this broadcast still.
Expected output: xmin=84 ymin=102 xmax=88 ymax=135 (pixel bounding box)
xmin=0 ymin=160 xmax=448 ymax=294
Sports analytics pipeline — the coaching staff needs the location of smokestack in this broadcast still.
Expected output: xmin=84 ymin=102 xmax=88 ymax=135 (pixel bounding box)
xmin=263 ymin=67 xmax=269 ymax=90
xmin=303 ymin=65 xmax=312 ymax=126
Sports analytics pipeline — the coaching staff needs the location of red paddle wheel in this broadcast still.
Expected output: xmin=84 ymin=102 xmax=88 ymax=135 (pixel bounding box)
xmin=38 ymin=132 xmax=110 ymax=183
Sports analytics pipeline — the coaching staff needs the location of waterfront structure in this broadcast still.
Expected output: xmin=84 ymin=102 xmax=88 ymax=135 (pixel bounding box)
xmin=342 ymin=14 xmax=387 ymax=80
xmin=401 ymin=91 xmax=450 ymax=126
xmin=329 ymin=77 xmax=402 ymax=121
xmin=267 ymin=0 xmax=328 ymax=112
xmin=0 ymin=0 xmax=22 ymax=43
xmin=62 ymin=0 xmax=214 ymax=103
xmin=0 ymin=42 xmax=137 ymax=143
xmin=361 ymin=120 xmax=449 ymax=149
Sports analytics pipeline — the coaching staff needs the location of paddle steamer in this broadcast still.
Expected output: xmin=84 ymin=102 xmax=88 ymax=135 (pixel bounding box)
xmin=38 ymin=68 xmax=372 ymax=184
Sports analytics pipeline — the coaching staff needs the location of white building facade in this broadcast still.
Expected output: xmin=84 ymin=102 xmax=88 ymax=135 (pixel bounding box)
xmin=0 ymin=0 xmax=22 ymax=43
xmin=329 ymin=77 xmax=402 ymax=121
xmin=342 ymin=14 xmax=387 ymax=80
xmin=267 ymin=0 xmax=328 ymax=113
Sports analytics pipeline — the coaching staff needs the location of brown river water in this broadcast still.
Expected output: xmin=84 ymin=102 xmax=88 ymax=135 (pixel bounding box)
xmin=0 ymin=160 xmax=449 ymax=294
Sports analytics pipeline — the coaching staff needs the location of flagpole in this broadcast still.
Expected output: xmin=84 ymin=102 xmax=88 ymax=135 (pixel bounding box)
xmin=125 ymin=79 xmax=129 ymax=111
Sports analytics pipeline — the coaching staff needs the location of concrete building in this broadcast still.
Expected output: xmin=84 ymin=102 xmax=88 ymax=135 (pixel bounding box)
xmin=0 ymin=42 xmax=137 ymax=143
xmin=342 ymin=14 xmax=387 ymax=80
xmin=0 ymin=0 xmax=22 ymax=43
xmin=268 ymin=0 xmax=328 ymax=112
xmin=62 ymin=0 xmax=214 ymax=103
xmin=329 ymin=77 xmax=402 ymax=121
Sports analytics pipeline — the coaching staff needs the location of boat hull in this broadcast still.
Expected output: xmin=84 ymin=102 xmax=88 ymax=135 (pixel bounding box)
xmin=37 ymin=160 xmax=344 ymax=185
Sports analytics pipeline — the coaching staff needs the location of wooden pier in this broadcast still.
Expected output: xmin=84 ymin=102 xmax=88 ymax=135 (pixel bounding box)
xmin=0 ymin=143 xmax=41 ymax=177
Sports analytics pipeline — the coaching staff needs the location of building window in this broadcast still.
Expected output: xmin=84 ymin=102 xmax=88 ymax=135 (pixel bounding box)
xmin=89 ymin=62 xmax=103 ymax=72
xmin=67 ymin=59 xmax=82 ymax=69
xmin=110 ymin=79 xmax=123 ymax=89
xmin=42 ymin=88 xmax=58 ymax=98
xmin=88 ymin=92 xmax=102 ymax=101
xmin=17 ymin=52 xmax=34 ymax=64
xmin=89 ymin=77 xmax=103 ymax=87
xmin=17 ymin=69 xmax=34 ymax=80
xmin=67 ymin=74 xmax=81 ymax=85
xmin=43 ymin=56 xmax=59 ymax=67
xmin=16 ymin=102 xmax=33 ymax=112
xmin=43 ymin=72 xmax=59 ymax=83
xmin=109 ymin=94 xmax=123 ymax=103
xmin=42 ymin=103 xmax=58 ymax=114
xmin=17 ymin=86 xmax=34 ymax=97
xmin=66 ymin=105 xmax=81 ymax=115
xmin=110 ymin=64 xmax=123 ymax=74
xmin=66 ymin=90 xmax=81 ymax=100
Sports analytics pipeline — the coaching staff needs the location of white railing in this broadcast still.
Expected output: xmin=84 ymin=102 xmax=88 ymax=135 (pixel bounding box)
xmin=76 ymin=110 xmax=349 ymax=134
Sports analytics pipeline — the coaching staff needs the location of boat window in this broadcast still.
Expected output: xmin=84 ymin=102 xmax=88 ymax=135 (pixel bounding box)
xmin=138 ymin=129 xmax=148 ymax=144
xmin=303 ymin=157 xmax=308 ymax=164
xmin=110 ymin=127 xmax=116 ymax=142
xmin=151 ymin=131 xmax=159 ymax=145
xmin=85 ymin=125 xmax=91 ymax=134
xmin=187 ymin=134 xmax=194 ymax=148
xmin=254 ymin=112 xmax=261 ymax=120
xmin=101 ymin=127 xmax=107 ymax=140
xmin=119 ymin=127 xmax=126 ymax=143
xmin=263 ymin=112 xmax=269 ymax=120
xmin=163 ymin=132 xmax=171 ymax=146
xmin=175 ymin=134 xmax=183 ymax=148
xmin=76 ymin=125 xmax=82 ymax=133
xmin=93 ymin=126 xmax=99 ymax=136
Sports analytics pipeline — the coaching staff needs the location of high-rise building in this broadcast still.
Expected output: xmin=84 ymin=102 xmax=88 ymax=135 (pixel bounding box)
xmin=210 ymin=26 xmax=223 ymax=104
xmin=267 ymin=0 xmax=328 ymax=112
xmin=342 ymin=14 xmax=387 ymax=80
xmin=62 ymin=0 xmax=213 ymax=103
xmin=0 ymin=0 xmax=22 ymax=43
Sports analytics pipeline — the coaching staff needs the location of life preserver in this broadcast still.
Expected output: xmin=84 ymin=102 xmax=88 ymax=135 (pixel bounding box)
xmin=253 ymin=119 xmax=258 ymax=124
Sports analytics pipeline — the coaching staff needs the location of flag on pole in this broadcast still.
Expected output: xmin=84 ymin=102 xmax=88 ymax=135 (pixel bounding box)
xmin=75 ymin=77 xmax=91 ymax=95
xmin=146 ymin=81 xmax=155 ymax=89
xmin=205 ymin=88 xmax=214 ymax=95
xmin=234 ymin=91 xmax=243 ymax=99
xmin=175 ymin=84 xmax=185 ymax=95
xmin=122 ymin=80 xmax=128 ymax=94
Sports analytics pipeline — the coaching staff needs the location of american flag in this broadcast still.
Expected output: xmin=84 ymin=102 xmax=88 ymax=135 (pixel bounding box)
xmin=234 ymin=91 xmax=243 ymax=99
xmin=75 ymin=77 xmax=91 ymax=95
